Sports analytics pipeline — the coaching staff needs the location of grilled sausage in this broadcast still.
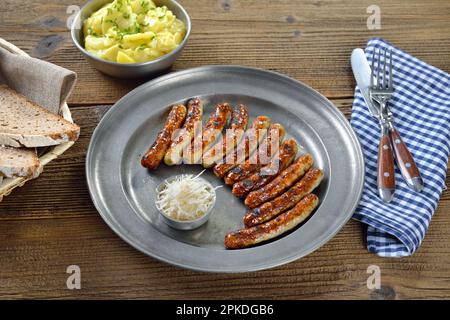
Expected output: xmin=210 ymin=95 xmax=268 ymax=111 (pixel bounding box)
xmin=202 ymin=104 xmax=249 ymax=168
xmin=244 ymin=153 xmax=314 ymax=208
xmin=231 ymin=139 xmax=298 ymax=198
xmin=184 ymin=103 xmax=232 ymax=164
xmin=243 ymin=168 xmax=323 ymax=227
xmin=213 ymin=116 xmax=272 ymax=178
xmin=225 ymin=193 xmax=319 ymax=249
xmin=141 ymin=104 xmax=187 ymax=170
xmin=224 ymin=123 xmax=285 ymax=185
xmin=164 ymin=98 xmax=203 ymax=165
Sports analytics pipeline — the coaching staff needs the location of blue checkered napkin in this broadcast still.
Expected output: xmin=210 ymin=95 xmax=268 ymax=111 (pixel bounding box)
xmin=350 ymin=38 xmax=450 ymax=257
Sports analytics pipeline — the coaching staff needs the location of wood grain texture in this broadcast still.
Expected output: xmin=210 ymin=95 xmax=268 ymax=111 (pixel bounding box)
xmin=390 ymin=128 xmax=421 ymax=181
xmin=0 ymin=104 xmax=449 ymax=300
xmin=1 ymin=0 xmax=450 ymax=105
xmin=377 ymin=134 xmax=395 ymax=190
xmin=0 ymin=0 xmax=449 ymax=299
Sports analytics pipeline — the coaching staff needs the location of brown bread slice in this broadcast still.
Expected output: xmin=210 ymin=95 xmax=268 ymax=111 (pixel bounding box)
xmin=0 ymin=85 xmax=80 ymax=147
xmin=0 ymin=146 xmax=41 ymax=178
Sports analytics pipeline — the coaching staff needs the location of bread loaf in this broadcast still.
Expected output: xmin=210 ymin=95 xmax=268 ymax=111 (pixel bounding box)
xmin=0 ymin=85 xmax=80 ymax=147
xmin=0 ymin=146 xmax=41 ymax=178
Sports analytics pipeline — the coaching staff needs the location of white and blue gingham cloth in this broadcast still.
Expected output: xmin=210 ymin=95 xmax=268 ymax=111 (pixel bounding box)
xmin=351 ymin=38 xmax=450 ymax=257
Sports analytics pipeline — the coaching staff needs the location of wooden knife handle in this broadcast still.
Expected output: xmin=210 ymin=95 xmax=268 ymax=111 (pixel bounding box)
xmin=377 ymin=133 xmax=395 ymax=202
xmin=389 ymin=128 xmax=424 ymax=192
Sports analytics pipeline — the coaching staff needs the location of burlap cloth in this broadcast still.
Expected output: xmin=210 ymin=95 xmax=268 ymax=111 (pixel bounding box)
xmin=0 ymin=46 xmax=76 ymax=114
xmin=0 ymin=38 xmax=77 ymax=200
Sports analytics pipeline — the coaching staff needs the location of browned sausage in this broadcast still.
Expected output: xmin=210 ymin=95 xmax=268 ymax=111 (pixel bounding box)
xmin=244 ymin=153 xmax=314 ymax=208
xmin=213 ymin=116 xmax=272 ymax=178
xmin=164 ymin=98 xmax=203 ymax=165
xmin=243 ymin=168 xmax=323 ymax=227
xmin=225 ymin=193 xmax=319 ymax=249
xmin=141 ymin=104 xmax=187 ymax=170
xmin=224 ymin=123 xmax=286 ymax=185
xmin=202 ymin=104 xmax=249 ymax=168
xmin=184 ymin=103 xmax=232 ymax=164
xmin=231 ymin=139 xmax=298 ymax=198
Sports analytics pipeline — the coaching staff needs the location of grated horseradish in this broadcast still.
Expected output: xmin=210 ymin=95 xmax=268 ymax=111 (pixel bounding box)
xmin=156 ymin=171 xmax=217 ymax=221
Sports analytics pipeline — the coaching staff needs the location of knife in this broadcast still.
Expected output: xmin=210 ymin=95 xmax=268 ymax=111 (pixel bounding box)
xmin=351 ymin=48 xmax=424 ymax=197
xmin=351 ymin=48 xmax=382 ymax=119
xmin=351 ymin=48 xmax=395 ymax=202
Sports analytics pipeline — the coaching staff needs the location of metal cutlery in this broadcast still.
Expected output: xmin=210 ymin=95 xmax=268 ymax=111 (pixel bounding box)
xmin=351 ymin=48 xmax=394 ymax=202
xmin=370 ymin=49 xmax=424 ymax=197
xmin=351 ymin=48 xmax=424 ymax=203
xmin=369 ymin=49 xmax=397 ymax=202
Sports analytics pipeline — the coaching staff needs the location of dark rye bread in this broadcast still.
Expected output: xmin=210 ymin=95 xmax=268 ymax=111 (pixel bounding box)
xmin=0 ymin=146 xmax=40 ymax=178
xmin=0 ymin=85 xmax=80 ymax=147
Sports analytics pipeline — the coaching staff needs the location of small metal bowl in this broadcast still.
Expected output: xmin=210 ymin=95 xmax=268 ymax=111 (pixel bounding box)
xmin=71 ymin=0 xmax=191 ymax=78
xmin=155 ymin=175 xmax=216 ymax=230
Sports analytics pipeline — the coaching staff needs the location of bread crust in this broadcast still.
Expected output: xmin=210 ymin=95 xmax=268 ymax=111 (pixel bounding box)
xmin=0 ymin=146 xmax=41 ymax=178
xmin=0 ymin=85 xmax=80 ymax=147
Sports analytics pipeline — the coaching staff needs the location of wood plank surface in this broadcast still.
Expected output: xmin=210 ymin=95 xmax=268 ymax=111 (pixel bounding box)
xmin=1 ymin=0 xmax=449 ymax=105
xmin=0 ymin=0 xmax=449 ymax=299
xmin=1 ymin=105 xmax=449 ymax=300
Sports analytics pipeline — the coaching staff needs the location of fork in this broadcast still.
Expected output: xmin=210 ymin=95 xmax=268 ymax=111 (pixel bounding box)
xmin=370 ymin=49 xmax=423 ymax=202
xmin=369 ymin=49 xmax=396 ymax=202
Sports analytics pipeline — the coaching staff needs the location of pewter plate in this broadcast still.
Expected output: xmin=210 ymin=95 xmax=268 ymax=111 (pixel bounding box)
xmin=86 ymin=66 xmax=364 ymax=272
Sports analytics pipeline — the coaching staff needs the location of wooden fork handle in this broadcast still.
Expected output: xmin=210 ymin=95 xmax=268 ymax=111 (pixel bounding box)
xmin=377 ymin=132 xmax=395 ymax=202
xmin=389 ymin=128 xmax=424 ymax=192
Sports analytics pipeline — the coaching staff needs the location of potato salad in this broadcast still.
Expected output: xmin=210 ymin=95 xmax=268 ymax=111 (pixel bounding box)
xmin=83 ymin=0 xmax=186 ymax=63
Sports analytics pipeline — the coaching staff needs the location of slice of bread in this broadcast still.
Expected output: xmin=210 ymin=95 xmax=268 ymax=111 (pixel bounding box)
xmin=0 ymin=146 xmax=41 ymax=178
xmin=0 ymin=85 xmax=80 ymax=147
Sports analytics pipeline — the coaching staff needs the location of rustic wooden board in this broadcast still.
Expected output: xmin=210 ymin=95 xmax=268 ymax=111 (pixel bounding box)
xmin=0 ymin=105 xmax=448 ymax=299
xmin=0 ymin=0 xmax=449 ymax=105
xmin=0 ymin=0 xmax=449 ymax=299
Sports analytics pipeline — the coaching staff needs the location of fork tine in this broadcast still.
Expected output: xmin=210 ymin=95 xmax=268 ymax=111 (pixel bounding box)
xmin=371 ymin=50 xmax=375 ymax=88
xmin=376 ymin=49 xmax=381 ymax=89
xmin=382 ymin=49 xmax=387 ymax=89
xmin=388 ymin=49 xmax=393 ymax=89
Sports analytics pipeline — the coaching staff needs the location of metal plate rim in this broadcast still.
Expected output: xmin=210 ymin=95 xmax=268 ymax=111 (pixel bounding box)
xmin=86 ymin=65 xmax=365 ymax=273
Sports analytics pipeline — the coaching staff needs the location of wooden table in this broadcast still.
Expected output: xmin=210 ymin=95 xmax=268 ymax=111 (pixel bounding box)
xmin=0 ymin=0 xmax=449 ymax=299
